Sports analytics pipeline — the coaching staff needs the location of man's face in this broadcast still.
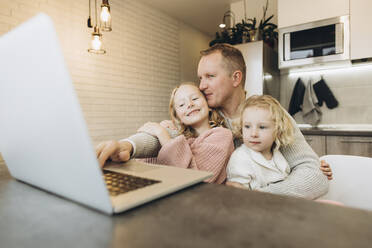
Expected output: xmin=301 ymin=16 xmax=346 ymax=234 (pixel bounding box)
xmin=197 ymin=52 xmax=235 ymax=108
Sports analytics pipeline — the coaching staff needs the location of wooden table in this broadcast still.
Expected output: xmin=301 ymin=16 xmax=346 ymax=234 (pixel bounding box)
xmin=1 ymin=164 xmax=372 ymax=248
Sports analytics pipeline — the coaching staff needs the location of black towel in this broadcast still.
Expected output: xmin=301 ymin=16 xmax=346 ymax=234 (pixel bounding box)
xmin=313 ymin=79 xmax=339 ymax=109
xmin=288 ymin=78 xmax=305 ymax=116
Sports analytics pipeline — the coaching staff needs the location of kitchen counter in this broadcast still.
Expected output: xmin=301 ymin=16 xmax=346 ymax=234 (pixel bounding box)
xmin=298 ymin=124 xmax=372 ymax=136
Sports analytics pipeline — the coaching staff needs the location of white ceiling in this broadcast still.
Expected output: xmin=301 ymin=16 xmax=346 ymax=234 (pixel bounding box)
xmin=138 ymin=0 xmax=242 ymax=37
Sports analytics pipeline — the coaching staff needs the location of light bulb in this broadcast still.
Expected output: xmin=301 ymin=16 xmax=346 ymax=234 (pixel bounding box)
xmin=219 ymin=23 xmax=226 ymax=28
xmin=88 ymin=27 xmax=106 ymax=54
xmin=100 ymin=1 xmax=112 ymax=32
xmin=100 ymin=6 xmax=110 ymax=22
xmin=91 ymin=35 xmax=102 ymax=50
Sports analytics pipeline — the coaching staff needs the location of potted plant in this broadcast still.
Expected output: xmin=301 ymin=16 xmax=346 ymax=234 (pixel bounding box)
xmin=257 ymin=0 xmax=278 ymax=47
xmin=244 ymin=17 xmax=259 ymax=42
xmin=209 ymin=0 xmax=277 ymax=47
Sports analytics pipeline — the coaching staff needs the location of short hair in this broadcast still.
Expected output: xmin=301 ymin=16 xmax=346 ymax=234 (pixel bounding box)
xmin=200 ymin=43 xmax=246 ymax=87
xmin=239 ymin=95 xmax=294 ymax=150
xmin=169 ymin=82 xmax=226 ymax=138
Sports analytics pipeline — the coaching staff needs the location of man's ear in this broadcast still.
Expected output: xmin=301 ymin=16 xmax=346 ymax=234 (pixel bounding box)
xmin=232 ymin=70 xmax=243 ymax=87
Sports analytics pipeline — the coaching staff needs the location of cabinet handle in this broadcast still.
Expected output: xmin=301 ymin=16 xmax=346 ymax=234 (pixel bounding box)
xmin=340 ymin=139 xmax=372 ymax=144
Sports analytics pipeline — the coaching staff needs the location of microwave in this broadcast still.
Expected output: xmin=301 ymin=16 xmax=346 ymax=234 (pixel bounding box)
xmin=278 ymin=15 xmax=350 ymax=69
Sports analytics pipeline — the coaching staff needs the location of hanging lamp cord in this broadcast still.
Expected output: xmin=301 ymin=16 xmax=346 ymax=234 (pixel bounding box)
xmin=87 ymin=0 xmax=92 ymax=28
xmin=94 ymin=0 xmax=98 ymax=27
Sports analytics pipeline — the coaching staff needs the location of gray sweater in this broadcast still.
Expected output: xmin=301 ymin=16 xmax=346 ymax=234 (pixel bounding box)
xmin=128 ymin=114 xmax=329 ymax=200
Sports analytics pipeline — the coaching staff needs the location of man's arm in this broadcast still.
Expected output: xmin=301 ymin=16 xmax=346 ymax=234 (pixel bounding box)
xmin=125 ymin=128 xmax=179 ymax=158
xmin=258 ymin=116 xmax=329 ymax=199
xmin=124 ymin=132 xmax=161 ymax=158
xmin=96 ymin=125 xmax=178 ymax=167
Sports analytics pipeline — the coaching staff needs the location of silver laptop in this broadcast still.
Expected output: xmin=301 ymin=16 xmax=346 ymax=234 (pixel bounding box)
xmin=0 ymin=13 xmax=211 ymax=214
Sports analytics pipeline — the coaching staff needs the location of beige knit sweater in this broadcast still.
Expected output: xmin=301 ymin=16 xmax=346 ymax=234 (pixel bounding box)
xmin=128 ymin=114 xmax=329 ymax=199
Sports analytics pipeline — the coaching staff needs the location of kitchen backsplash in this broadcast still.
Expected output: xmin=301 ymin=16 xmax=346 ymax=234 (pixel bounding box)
xmin=280 ymin=64 xmax=372 ymax=125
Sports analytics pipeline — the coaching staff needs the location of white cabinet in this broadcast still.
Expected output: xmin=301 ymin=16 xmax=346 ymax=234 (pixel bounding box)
xmin=234 ymin=41 xmax=280 ymax=100
xmin=350 ymin=0 xmax=372 ymax=59
xmin=278 ymin=0 xmax=372 ymax=60
xmin=278 ymin=0 xmax=349 ymax=28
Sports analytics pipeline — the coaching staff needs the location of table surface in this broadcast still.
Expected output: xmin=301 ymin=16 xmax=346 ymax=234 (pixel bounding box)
xmin=1 ymin=164 xmax=372 ymax=248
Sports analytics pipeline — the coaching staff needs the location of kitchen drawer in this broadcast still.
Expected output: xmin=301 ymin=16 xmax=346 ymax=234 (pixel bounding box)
xmin=304 ymin=135 xmax=326 ymax=157
xmin=326 ymin=136 xmax=372 ymax=157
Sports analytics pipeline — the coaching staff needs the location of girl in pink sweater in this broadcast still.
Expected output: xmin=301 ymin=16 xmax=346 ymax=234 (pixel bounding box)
xmin=137 ymin=83 xmax=234 ymax=184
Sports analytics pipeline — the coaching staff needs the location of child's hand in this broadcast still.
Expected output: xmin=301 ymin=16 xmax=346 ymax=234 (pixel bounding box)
xmin=320 ymin=160 xmax=333 ymax=180
xmin=160 ymin=120 xmax=177 ymax=130
xmin=138 ymin=122 xmax=164 ymax=137
xmin=137 ymin=122 xmax=171 ymax=146
xmin=225 ymin=181 xmax=247 ymax=189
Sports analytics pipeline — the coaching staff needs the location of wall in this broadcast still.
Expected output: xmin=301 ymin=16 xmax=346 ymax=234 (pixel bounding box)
xmin=0 ymin=0 xmax=209 ymax=166
xmin=280 ymin=65 xmax=372 ymax=124
xmin=179 ymin=22 xmax=211 ymax=83
xmin=230 ymin=0 xmax=277 ymax=26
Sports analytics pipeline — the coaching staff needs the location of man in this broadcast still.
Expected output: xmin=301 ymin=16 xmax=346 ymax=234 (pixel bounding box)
xmin=96 ymin=43 xmax=331 ymax=199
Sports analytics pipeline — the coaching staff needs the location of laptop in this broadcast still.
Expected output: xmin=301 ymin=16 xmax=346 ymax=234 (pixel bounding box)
xmin=0 ymin=13 xmax=212 ymax=214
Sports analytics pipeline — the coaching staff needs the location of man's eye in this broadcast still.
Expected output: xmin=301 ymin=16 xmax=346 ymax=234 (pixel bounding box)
xmin=192 ymin=97 xmax=198 ymax=101
xmin=207 ymin=74 xmax=214 ymax=78
xmin=260 ymin=126 xmax=266 ymax=129
xmin=244 ymin=125 xmax=250 ymax=129
xmin=179 ymin=104 xmax=184 ymax=107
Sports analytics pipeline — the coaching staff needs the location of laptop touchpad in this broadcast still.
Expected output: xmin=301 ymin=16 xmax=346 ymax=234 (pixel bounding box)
xmin=104 ymin=160 xmax=160 ymax=173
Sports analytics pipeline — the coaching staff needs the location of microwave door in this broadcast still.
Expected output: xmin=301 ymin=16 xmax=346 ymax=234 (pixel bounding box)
xmin=284 ymin=25 xmax=340 ymax=61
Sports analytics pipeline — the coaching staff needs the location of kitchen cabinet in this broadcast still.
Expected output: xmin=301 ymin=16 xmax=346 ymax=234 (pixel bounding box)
xmin=304 ymin=134 xmax=372 ymax=157
xmin=278 ymin=0 xmax=372 ymax=60
xmin=278 ymin=0 xmax=349 ymax=28
xmin=350 ymin=0 xmax=372 ymax=59
xmin=327 ymin=136 xmax=372 ymax=157
xmin=304 ymin=135 xmax=326 ymax=157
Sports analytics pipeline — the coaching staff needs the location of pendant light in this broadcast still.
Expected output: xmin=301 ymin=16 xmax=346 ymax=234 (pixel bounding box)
xmin=219 ymin=10 xmax=235 ymax=29
xmin=88 ymin=26 xmax=105 ymax=54
xmin=100 ymin=0 xmax=112 ymax=32
xmin=87 ymin=0 xmax=106 ymax=54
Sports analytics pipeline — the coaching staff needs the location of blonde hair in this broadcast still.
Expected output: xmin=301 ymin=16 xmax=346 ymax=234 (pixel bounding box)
xmin=200 ymin=43 xmax=246 ymax=87
xmin=169 ymin=82 xmax=226 ymax=138
xmin=238 ymin=95 xmax=294 ymax=150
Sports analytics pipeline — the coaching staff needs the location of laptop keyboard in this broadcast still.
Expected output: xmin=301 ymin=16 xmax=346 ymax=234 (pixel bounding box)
xmin=103 ymin=170 xmax=161 ymax=196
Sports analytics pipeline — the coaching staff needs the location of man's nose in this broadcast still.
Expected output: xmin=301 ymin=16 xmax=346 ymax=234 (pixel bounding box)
xmin=199 ymin=79 xmax=207 ymax=90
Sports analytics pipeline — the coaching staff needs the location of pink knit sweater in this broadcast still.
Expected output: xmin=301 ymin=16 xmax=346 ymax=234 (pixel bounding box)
xmin=143 ymin=127 xmax=234 ymax=184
